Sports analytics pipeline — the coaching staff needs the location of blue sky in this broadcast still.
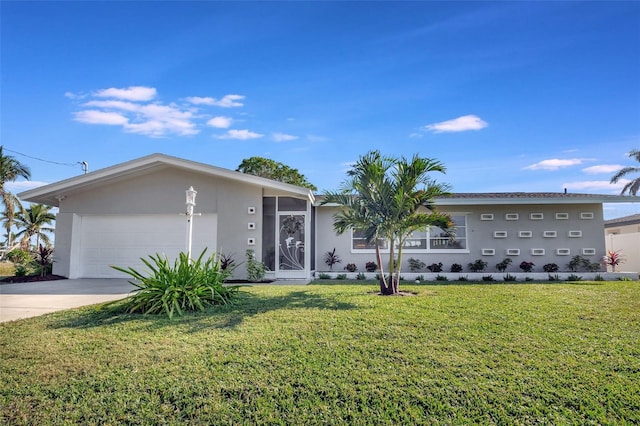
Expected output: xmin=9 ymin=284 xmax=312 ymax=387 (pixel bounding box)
xmin=2 ymin=1 xmax=639 ymax=219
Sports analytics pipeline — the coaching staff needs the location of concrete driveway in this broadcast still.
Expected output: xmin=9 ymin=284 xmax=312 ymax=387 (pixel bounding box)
xmin=0 ymin=279 xmax=136 ymax=322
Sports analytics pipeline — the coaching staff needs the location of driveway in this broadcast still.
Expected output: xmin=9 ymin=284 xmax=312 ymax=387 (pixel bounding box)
xmin=0 ymin=279 xmax=135 ymax=322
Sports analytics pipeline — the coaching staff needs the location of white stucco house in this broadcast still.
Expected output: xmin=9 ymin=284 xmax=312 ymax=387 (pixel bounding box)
xmin=605 ymin=214 xmax=640 ymax=272
xmin=18 ymin=153 xmax=638 ymax=280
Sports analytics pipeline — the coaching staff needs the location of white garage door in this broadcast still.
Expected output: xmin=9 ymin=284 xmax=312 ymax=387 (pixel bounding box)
xmin=79 ymin=214 xmax=217 ymax=278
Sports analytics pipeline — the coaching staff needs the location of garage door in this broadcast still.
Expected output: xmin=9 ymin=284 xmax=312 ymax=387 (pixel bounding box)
xmin=79 ymin=214 xmax=217 ymax=278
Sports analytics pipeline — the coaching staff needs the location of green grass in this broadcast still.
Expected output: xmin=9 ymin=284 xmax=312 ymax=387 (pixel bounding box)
xmin=1 ymin=281 xmax=639 ymax=424
xmin=0 ymin=262 xmax=15 ymax=277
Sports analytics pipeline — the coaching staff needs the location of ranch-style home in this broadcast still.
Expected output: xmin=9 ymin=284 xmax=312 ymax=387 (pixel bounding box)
xmin=19 ymin=153 xmax=637 ymax=280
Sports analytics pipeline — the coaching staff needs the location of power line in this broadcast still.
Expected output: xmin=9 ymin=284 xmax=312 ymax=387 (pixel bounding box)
xmin=3 ymin=147 xmax=82 ymax=169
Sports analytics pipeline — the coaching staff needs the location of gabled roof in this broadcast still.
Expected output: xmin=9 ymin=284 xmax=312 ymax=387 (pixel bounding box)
xmin=18 ymin=153 xmax=315 ymax=207
xmin=605 ymin=213 xmax=640 ymax=228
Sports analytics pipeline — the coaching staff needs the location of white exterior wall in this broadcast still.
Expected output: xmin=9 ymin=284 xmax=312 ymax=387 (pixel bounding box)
xmin=315 ymin=203 xmax=606 ymax=274
xmin=605 ymin=233 xmax=640 ymax=272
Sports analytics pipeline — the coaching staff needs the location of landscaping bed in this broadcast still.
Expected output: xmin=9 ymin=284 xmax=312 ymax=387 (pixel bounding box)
xmin=0 ymin=274 xmax=67 ymax=284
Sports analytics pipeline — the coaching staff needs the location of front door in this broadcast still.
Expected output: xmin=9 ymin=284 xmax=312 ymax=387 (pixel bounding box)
xmin=276 ymin=212 xmax=306 ymax=278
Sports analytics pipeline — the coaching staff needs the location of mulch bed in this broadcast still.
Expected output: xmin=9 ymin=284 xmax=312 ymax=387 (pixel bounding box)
xmin=0 ymin=274 xmax=68 ymax=284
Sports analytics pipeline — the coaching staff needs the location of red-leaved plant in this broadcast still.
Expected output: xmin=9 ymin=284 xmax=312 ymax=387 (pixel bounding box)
xmin=603 ymin=250 xmax=625 ymax=272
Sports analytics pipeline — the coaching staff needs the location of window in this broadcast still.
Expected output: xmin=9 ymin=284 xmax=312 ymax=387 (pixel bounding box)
xmin=506 ymin=249 xmax=520 ymax=256
xmin=493 ymin=231 xmax=508 ymax=238
xmin=580 ymin=212 xmax=594 ymax=219
xmin=350 ymin=215 xmax=467 ymax=252
xmin=519 ymin=231 xmax=532 ymax=238
xmin=480 ymin=213 xmax=494 ymax=221
xmin=482 ymin=249 xmax=495 ymax=256
xmin=531 ymin=248 xmax=545 ymax=256
xmin=555 ymin=213 xmax=569 ymax=220
xmin=568 ymin=230 xmax=582 ymax=238
xmin=505 ymin=213 xmax=519 ymax=220
xmin=556 ymin=248 xmax=570 ymax=256
xmin=530 ymin=213 xmax=544 ymax=220
xmin=543 ymin=231 xmax=557 ymax=238
xmin=582 ymin=248 xmax=596 ymax=255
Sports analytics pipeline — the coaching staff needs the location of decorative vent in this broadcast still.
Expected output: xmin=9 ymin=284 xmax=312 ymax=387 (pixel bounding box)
xmin=555 ymin=213 xmax=569 ymax=220
xmin=248 ymin=222 xmax=256 ymax=230
xmin=580 ymin=212 xmax=594 ymax=219
xmin=519 ymin=231 xmax=533 ymax=238
xmin=482 ymin=248 xmax=495 ymax=256
xmin=556 ymin=248 xmax=571 ymax=256
xmin=247 ymin=206 xmax=256 ymax=215
xmin=582 ymin=248 xmax=596 ymax=255
xmin=531 ymin=248 xmax=545 ymax=256
xmin=506 ymin=248 xmax=520 ymax=256
xmin=493 ymin=231 xmax=508 ymax=238
xmin=480 ymin=213 xmax=494 ymax=221
xmin=568 ymin=230 xmax=583 ymax=238
xmin=247 ymin=237 xmax=256 ymax=246
xmin=505 ymin=213 xmax=519 ymax=221
xmin=543 ymin=231 xmax=557 ymax=238
xmin=530 ymin=213 xmax=544 ymax=220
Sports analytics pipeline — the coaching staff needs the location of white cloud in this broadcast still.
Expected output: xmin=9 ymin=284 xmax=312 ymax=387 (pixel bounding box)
xmin=207 ymin=116 xmax=233 ymax=128
xmin=563 ymin=179 xmax=629 ymax=192
xmin=73 ymin=110 xmax=129 ymax=125
xmin=408 ymin=132 xmax=423 ymax=138
xmin=582 ymin=164 xmax=624 ymax=174
xmin=215 ymin=129 xmax=264 ymax=140
xmin=7 ymin=181 xmax=49 ymax=192
xmin=94 ymin=86 xmax=157 ymax=101
xmin=306 ymin=134 xmax=330 ymax=143
xmin=424 ymin=115 xmax=488 ymax=133
xmin=272 ymin=132 xmax=298 ymax=142
xmin=185 ymin=94 xmax=245 ymax=107
xmin=524 ymin=158 xmax=584 ymax=171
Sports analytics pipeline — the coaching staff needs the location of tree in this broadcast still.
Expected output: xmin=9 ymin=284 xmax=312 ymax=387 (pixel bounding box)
xmin=322 ymin=150 xmax=452 ymax=295
xmin=236 ymin=157 xmax=317 ymax=191
xmin=0 ymin=146 xmax=31 ymax=248
xmin=14 ymin=203 xmax=55 ymax=250
xmin=610 ymin=149 xmax=640 ymax=196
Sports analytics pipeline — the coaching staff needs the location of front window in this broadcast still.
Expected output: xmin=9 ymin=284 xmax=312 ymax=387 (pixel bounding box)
xmin=351 ymin=214 xmax=467 ymax=252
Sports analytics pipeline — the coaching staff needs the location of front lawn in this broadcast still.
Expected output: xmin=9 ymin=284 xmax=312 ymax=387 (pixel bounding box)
xmin=1 ymin=281 xmax=638 ymax=424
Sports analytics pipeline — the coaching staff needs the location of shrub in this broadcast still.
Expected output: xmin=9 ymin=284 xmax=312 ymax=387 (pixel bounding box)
xmin=503 ymin=274 xmax=517 ymax=282
xmin=548 ymin=274 xmax=560 ymax=281
xmin=594 ymin=274 xmax=605 ymax=281
xmin=435 ymin=274 xmax=448 ymax=281
xmin=482 ymin=275 xmax=495 ymax=282
xmin=112 ymin=249 xmax=239 ymax=319
xmin=567 ymin=255 xmax=600 ymax=272
xmin=566 ymin=274 xmax=583 ymax=282
xmin=427 ymin=262 xmax=443 ymax=273
xmin=458 ymin=275 xmax=469 ymax=281
xmin=543 ymin=263 xmax=559 ymax=273
xmin=14 ymin=263 xmax=34 ymax=277
xmin=525 ymin=277 xmax=534 ymax=282
xmin=496 ymin=258 xmax=512 ymax=273
xmin=344 ymin=263 xmax=357 ymax=272
xmin=468 ymin=259 xmax=487 ymax=273
xmin=318 ymin=273 xmax=331 ymax=279
xmin=6 ymin=249 xmax=31 ymax=265
xmin=356 ymin=272 xmax=366 ymax=280
xmin=336 ymin=274 xmax=347 ymax=280
xmin=218 ymin=253 xmax=236 ymax=272
xmin=365 ymin=261 xmax=377 ymax=272
xmin=450 ymin=263 xmax=463 ymax=273
xmin=408 ymin=258 xmax=426 ymax=272
xmin=603 ymin=250 xmax=625 ymax=272
xmin=519 ymin=261 xmax=535 ymax=273
xmin=34 ymin=244 xmax=54 ymax=276
xmin=324 ymin=248 xmax=341 ymax=271
xmin=246 ymin=249 xmax=267 ymax=282
xmin=414 ymin=274 xmax=425 ymax=283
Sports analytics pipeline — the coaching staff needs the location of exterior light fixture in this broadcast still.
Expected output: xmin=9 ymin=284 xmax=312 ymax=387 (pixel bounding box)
xmin=185 ymin=186 xmax=199 ymax=259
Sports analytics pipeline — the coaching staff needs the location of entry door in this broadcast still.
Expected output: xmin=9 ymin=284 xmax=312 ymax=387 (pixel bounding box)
xmin=276 ymin=212 xmax=306 ymax=278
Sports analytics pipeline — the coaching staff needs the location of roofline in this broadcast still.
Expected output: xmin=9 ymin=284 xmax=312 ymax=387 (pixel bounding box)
xmin=19 ymin=153 xmax=314 ymax=206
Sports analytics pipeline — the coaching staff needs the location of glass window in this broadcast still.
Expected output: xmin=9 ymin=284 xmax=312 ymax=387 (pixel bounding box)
xmin=352 ymin=229 xmax=388 ymax=250
xmin=278 ymin=197 xmax=307 ymax=211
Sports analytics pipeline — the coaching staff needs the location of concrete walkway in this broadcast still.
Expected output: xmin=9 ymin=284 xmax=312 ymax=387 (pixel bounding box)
xmin=0 ymin=279 xmax=135 ymax=323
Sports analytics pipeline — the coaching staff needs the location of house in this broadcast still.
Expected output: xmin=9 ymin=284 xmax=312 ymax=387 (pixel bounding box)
xmin=18 ymin=153 xmax=638 ymax=280
xmin=605 ymin=214 xmax=640 ymax=272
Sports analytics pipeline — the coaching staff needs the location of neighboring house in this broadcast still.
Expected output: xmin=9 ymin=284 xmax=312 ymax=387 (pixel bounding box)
xmin=605 ymin=214 xmax=640 ymax=272
xmin=19 ymin=154 xmax=638 ymax=279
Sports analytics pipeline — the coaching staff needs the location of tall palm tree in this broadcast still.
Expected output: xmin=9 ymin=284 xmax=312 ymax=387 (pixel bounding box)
xmin=14 ymin=204 xmax=55 ymax=250
xmin=0 ymin=147 xmax=31 ymax=248
xmin=610 ymin=149 xmax=640 ymax=196
xmin=323 ymin=150 xmax=452 ymax=295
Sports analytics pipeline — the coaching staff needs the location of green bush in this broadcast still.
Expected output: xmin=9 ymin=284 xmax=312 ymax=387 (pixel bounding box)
xmin=468 ymin=259 xmax=488 ymax=272
xmin=246 ymin=249 xmax=267 ymax=282
xmin=356 ymin=272 xmax=366 ymax=280
xmin=112 ymin=249 xmax=240 ymax=319
xmin=503 ymin=274 xmax=517 ymax=282
xmin=6 ymin=249 xmax=31 ymax=265
xmin=318 ymin=273 xmax=331 ymax=279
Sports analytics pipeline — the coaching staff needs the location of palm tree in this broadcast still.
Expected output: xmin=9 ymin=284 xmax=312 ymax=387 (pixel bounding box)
xmin=323 ymin=150 xmax=452 ymax=295
xmin=610 ymin=149 xmax=640 ymax=195
xmin=0 ymin=147 xmax=31 ymax=248
xmin=14 ymin=204 xmax=55 ymax=250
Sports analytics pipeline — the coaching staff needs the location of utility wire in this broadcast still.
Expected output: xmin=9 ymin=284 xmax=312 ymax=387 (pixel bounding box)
xmin=3 ymin=147 xmax=81 ymax=168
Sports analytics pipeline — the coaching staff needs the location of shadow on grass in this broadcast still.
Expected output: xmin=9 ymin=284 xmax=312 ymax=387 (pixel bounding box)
xmin=49 ymin=288 xmax=358 ymax=332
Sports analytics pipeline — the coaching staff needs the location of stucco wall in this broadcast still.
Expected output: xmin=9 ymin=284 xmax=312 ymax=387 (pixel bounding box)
xmin=56 ymin=168 xmax=265 ymax=279
xmin=605 ymin=233 xmax=640 ymax=272
xmin=315 ymin=203 xmax=606 ymax=274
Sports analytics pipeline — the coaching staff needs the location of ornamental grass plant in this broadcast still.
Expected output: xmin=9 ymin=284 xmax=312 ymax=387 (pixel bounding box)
xmin=112 ymin=249 xmax=241 ymax=319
